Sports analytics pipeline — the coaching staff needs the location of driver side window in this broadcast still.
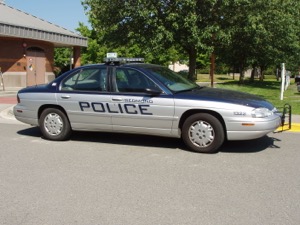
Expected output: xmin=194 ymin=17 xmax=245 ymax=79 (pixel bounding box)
xmin=116 ymin=68 xmax=159 ymax=93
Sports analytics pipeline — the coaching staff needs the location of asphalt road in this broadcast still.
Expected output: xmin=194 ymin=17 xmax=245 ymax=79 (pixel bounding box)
xmin=0 ymin=120 xmax=300 ymax=225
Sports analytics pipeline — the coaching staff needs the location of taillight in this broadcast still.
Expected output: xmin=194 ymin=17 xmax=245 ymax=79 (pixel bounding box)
xmin=17 ymin=94 xmax=20 ymax=103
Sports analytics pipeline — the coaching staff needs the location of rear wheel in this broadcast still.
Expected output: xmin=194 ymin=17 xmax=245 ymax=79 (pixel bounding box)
xmin=182 ymin=113 xmax=224 ymax=153
xmin=39 ymin=108 xmax=71 ymax=141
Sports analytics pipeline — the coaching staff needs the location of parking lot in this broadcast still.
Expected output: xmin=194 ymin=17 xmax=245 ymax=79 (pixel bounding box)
xmin=0 ymin=119 xmax=300 ymax=225
xmin=1 ymin=90 xmax=300 ymax=225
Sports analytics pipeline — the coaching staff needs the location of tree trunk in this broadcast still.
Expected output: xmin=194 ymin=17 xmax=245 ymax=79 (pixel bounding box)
xmin=250 ymin=67 xmax=256 ymax=81
xmin=239 ymin=64 xmax=245 ymax=84
xmin=259 ymin=66 xmax=265 ymax=81
xmin=187 ymin=47 xmax=197 ymax=81
xmin=210 ymin=52 xmax=215 ymax=87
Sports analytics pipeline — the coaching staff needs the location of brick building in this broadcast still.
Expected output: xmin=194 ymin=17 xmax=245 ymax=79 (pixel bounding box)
xmin=0 ymin=2 xmax=87 ymax=88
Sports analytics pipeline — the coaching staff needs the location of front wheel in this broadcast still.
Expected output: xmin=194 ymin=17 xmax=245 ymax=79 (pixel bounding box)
xmin=182 ymin=113 xmax=225 ymax=153
xmin=39 ymin=108 xmax=72 ymax=141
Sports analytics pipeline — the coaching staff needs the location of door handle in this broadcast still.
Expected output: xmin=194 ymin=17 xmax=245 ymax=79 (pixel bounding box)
xmin=60 ymin=95 xmax=71 ymax=99
xmin=112 ymin=97 xmax=123 ymax=101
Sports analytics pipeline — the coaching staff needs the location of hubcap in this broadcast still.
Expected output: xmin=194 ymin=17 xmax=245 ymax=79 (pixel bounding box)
xmin=188 ymin=120 xmax=214 ymax=147
xmin=44 ymin=113 xmax=63 ymax=136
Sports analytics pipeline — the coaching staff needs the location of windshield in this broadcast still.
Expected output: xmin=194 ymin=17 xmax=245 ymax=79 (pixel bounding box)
xmin=147 ymin=66 xmax=198 ymax=92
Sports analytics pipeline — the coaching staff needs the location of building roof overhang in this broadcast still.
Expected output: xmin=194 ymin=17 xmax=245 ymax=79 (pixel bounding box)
xmin=0 ymin=3 xmax=88 ymax=47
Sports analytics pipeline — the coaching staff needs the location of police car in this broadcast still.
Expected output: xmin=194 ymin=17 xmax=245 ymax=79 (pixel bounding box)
xmin=14 ymin=57 xmax=283 ymax=153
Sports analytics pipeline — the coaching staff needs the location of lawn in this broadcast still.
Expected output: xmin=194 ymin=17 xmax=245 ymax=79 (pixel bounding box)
xmin=196 ymin=74 xmax=300 ymax=115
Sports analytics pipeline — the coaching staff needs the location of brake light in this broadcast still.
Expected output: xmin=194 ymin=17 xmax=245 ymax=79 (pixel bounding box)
xmin=17 ymin=94 xmax=20 ymax=103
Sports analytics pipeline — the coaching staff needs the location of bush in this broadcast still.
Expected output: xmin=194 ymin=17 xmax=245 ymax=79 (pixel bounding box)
xmin=263 ymin=67 xmax=275 ymax=75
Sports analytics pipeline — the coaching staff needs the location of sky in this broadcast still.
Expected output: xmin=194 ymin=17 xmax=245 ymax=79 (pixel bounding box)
xmin=4 ymin=0 xmax=90 ymax=32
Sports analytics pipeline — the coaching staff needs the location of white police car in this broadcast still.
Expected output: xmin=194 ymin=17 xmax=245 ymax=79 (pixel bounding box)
xmin=14 ymin=57 xmax=283 ymax=153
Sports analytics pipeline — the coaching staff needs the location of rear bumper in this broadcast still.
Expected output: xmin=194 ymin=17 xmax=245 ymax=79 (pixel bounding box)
xmin=13 ymin=105 xmax=39 ymax=126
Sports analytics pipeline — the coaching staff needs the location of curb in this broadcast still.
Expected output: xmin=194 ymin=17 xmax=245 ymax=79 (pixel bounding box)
xmin=0 ymin=105 xmax=15 ymax=120
xmin=0 ymin=105 xmax=23 ymax=125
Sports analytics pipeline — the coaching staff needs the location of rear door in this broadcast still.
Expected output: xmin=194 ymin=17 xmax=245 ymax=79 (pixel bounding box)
xmin=110 ymin=67 xmax=175 ymax=136
xmin=56 ymin=66 xmax=112 ymax=131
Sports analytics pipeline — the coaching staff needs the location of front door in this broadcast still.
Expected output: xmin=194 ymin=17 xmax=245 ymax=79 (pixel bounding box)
xmin=111 ymin=68 xmax=175 ymax=136
xmin=26 ymin=48 xmax=46 ymax=86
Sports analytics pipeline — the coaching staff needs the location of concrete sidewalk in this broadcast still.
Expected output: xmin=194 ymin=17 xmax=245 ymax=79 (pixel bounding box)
xmin=0 ymin=87 xmax=21 ymax=95
xmin=0 ymin=87 xmax=21 ymax=123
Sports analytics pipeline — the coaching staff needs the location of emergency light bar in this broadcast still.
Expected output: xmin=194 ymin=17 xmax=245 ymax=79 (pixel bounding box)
xmin=104 ymin=57 xmax=144 ymax=64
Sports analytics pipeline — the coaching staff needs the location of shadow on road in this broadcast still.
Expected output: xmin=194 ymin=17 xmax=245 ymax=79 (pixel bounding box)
xmin=17 ymin=127 xmax=184 ymax=150
xmin=17 ymin=126 xmax=41 ymax=137
xmin=17 ymin=127 xmax=281 ymax=153
xmin=220 ymin=136 xmax=281 ymax=153
xmin=71 ymin=130 xmax=185 ymax=149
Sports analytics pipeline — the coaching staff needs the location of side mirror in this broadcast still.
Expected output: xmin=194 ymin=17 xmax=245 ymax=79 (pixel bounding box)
xmin=145 ymin=88 xmax=162 ymax=96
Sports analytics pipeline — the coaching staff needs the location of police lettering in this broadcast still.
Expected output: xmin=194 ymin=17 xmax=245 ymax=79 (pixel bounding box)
xmin=79 ymin=102 xmax=153 ymax=115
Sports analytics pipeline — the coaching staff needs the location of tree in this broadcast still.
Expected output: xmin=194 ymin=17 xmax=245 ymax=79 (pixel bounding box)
xmin=80 ymin=0 xmax=300 ymax=83
xmin=54 ymin=48 xmax=72 ymax=75
xmin=82 ymin=0 xmax=229 ymax=80
xmin=76 ymin=21 xmax=184 ymax=66
xmin=217 ymin=0 xmax=300 ymax=83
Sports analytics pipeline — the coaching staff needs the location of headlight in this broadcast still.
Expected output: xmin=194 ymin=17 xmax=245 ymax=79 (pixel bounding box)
xmin=251 ymin=108 xmax=273 ymax=118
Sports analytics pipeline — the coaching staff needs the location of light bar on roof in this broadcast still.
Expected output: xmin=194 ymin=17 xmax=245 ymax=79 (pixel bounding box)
xmin=106 ymin=52 xmax=118 ymax=58
xmin=104 ymin=57 xmax=144 ymax=63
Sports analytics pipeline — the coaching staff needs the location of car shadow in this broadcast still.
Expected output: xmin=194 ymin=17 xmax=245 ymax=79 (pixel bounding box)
xmin=17 ymin=126 xmax=42 ymax=137
xmin=17 ymin=127 xmax=281 ymax=153
xmin=220 ymin=136 xmax=281 ymax=153
xmin=17 ymin=127 xmax=184 ymax=150
xmin=71 ymin=131 xmax=185 ymax=149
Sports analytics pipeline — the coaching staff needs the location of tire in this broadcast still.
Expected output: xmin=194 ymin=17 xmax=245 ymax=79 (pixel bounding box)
xmin=39 ymin=108 xmax=72 ymax=141
xmin=182 ymin=113 xmax=225 ymax=153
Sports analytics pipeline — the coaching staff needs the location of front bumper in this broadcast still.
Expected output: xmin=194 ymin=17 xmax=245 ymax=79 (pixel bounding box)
xmin=227 ymin=115 xmax=282 ymax=140
xmin=226 ymin=104 xmax=292 ymax=140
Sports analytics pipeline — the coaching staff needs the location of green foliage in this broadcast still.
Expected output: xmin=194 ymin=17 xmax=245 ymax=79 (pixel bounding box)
xmin=263 ymin=67 xmax=276 ymax=76
xmin=76 ymin=0 xmax=300 ymax=83
xmin=81 ymin=0 xmax=232 ymax=80
xmin=76 ymin=22 xmax=108 ymax=64
xmin=54 ymin=48 xmax=72 ymax=75
xmin=217 ymin=0 xmax=300 ymax=82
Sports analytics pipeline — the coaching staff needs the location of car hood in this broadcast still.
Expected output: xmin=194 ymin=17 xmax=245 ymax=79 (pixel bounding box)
xmin=175 ymin=87 xmax=275 ymax=110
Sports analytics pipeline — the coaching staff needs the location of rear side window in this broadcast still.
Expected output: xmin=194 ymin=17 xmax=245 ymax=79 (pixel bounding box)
xmin=61 ymin=67 xmax=107 ymax=92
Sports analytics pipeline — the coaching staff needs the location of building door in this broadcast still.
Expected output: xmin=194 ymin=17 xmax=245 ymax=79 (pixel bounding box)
xmin=26 ymin=47 xmax=46 ymax=86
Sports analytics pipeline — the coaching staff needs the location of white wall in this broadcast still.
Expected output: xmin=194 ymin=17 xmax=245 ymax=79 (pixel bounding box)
xmin=168 ymin=62 xmax=189 ymax=72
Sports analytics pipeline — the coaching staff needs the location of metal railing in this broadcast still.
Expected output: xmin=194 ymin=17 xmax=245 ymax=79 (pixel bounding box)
xmin=276 ymin=103 xmax=292 ymax=132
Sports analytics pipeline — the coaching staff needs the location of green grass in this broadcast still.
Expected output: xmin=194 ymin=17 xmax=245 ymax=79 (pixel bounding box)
xmin=197 ymin=74 xmax=300 ymax=115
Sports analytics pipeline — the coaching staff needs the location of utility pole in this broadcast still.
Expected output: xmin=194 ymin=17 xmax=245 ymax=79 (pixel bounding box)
xmin=280 ymin=63 xmax=285 ymax=100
